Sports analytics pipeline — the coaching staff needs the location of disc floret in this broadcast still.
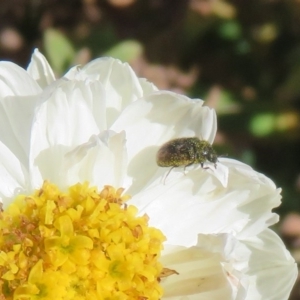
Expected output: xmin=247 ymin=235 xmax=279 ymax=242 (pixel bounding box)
xmin=0 ymin=181 xmax=166 ymax=300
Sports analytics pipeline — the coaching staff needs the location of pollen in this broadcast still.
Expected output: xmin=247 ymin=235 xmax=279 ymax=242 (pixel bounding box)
xmin=0 ymin=181 xmax=166 ymax=300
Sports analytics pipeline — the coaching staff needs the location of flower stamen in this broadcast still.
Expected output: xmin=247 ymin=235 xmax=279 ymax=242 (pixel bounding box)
xmin=0 ymin=181 xmax=166 ymax=299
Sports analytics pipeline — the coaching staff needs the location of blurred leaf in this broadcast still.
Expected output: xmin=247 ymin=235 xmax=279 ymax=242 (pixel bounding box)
xmin=279 ymin=64 xmax=300 ymax=98
xmin=253 ymin=23 xmax=278 ymax=43
xmin=250 ymin=113 xmax=276 ymax=137
xmin=214 ymin=89 xmax=241 ymax=114
xmin=240 ymin=149 xmax=256 ymax=166
xmin=235 ymin=39 xmax=251 ymax=54
xmin=43 ymin=28 xmax=75 ymax=74
xmin=212 ymin=0 xmax=236 ymax=19
xmin=104 ymin=40 xmax=143 ymax=62
xmin=218 ymin=20 xmax=241 ymax=40
xmin=276 ymin=112 xmax=299 ymax=132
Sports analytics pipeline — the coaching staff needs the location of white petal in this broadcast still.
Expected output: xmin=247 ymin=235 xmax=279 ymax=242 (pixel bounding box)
xmin=29 ymin=80 xmax=103 ymax=187
xmin=64 ymin=57 xmax=157 ymax=127
xmin=112 ymin=91 xmax=217 ymax=194
xmin=223 ymin=158 xmax=281 ymax=239
xmin=239 ymin=229 xmax=297 ymax=300
xmin=206 ymin=161 xmax=229 ymax=187
xmin=27 ymin=48 xmax=56 ymax=88
xmin=63 ymin=131 xmax=127 ymax=189
xmin=138 ymin=77 xmax=158 ymax=94
xmin=161 ymin=235 xmax=237 ymax=299
xmin=0 ymin=95 xmax=38 ymax=167
xmin=130 ymin=158 xmax=280 ymax=246
xmin=0 ymin=140 xmax=28 ymax=205
xmin=162 ymin=230 xmax=296 ymax=300
xmin=0 ymin=62 xmax=41 ymax=98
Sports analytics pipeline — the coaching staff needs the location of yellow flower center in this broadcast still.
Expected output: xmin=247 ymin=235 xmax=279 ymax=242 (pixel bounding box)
xmin=0 ymin=181 xmax=166 ymax=300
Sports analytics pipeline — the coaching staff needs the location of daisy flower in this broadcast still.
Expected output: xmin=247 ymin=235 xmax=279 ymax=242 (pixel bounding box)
xmin=0 ymin=49 xmax=296 ymax=299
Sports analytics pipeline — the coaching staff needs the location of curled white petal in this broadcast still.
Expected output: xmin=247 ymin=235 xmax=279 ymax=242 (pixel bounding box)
xmin=161 ymin=229 xmax=296 ymax=300
xmin=238 ymin=229 xmax=297 ymax=300
xmin=0 ymin=95 xmax=38 ymax=166
xmin=130 ymin=158 xmax=281 ymax=247
xmin=64 ymin=57 xmax=158 ymax=127
xmin=0 ymin=62 xmax=41 ymax=98
xmin=112 ymin=91 xmax=216 ymax=194
xmin=161 ymin=234 xmax=243 ymax=299
xmin=27 ymin=48 xmax=56 ymax=88
xmin=63 ymin=130 xmax=127 ymax=189
xmin=0 ymin=140 xmax=28 ymax=205
xmin=29 ymin=80 xmax=106 ymax=188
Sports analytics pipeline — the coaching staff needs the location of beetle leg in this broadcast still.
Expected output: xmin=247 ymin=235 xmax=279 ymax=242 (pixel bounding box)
xmin=163 ymin=166 xmax=175 ymax=184
xmin=201 ymin=162 xmax=210 ymax=170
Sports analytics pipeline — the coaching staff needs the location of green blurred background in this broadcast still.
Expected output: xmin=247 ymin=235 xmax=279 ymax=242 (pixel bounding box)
xmin=1 ymin=0 xmax=300 ymax=297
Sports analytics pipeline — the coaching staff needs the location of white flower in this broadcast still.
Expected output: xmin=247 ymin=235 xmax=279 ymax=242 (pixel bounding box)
xmin=0 ymin=49 xmax=297 ymax=299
